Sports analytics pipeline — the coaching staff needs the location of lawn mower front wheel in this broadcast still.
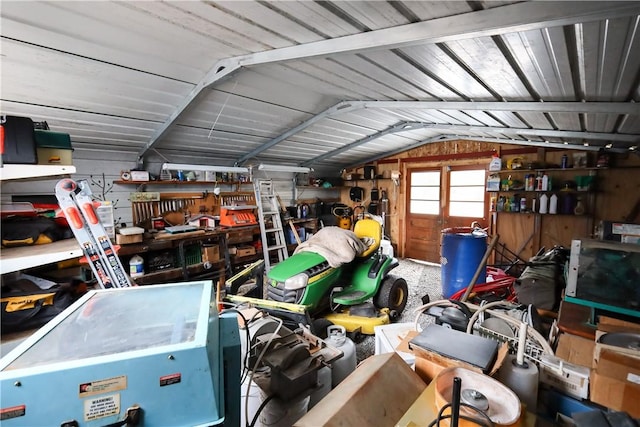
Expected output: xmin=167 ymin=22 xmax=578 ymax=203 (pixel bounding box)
xmin=374 ymin=276 xmax=408 ymax=316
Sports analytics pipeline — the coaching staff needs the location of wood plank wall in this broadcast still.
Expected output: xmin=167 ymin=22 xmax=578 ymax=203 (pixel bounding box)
xmin=340 ymin=140 xmax=640 ymax=261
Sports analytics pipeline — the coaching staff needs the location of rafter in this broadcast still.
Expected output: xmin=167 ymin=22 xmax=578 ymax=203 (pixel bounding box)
xmin=242 ymin=102 xmax=639 ymax=164
xmin=348 ymin=135 xmax=627 ymax=169
xmin=308 ymin=120 xmax=635 ymax=167
xmin=139 ymin=1 xmax=640 ymax=160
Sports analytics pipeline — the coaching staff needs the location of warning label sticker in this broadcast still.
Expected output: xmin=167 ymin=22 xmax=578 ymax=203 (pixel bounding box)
xmin=79 ymin=376 xmax=127 ymax=398
xmin=84 ymin=393 xmax=120 ymax=421
xmin=0 ymin=405 xmax=26 ymax=421
xmin=160 ymin=373 xmax=181 ymax=387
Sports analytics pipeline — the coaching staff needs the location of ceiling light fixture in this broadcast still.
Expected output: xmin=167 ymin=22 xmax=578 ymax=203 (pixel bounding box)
xmin=605 ymin=143 xmax=613 ymax=149
xmin=630 ymin=146 xmax=637 ymax=151
xmin=161 ymin=163 xmax=249 ymax=173
xmin=583 ymin=142 xmax=589 ymax=146
xmin=257 ymin=164 xmax=312 ymax=173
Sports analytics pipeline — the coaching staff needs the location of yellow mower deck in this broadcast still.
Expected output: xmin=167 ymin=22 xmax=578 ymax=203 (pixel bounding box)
xmin=226 ymin=295 xmax=391 ymax=335
xmin=324 ymin=308 xmax=390 ymax=335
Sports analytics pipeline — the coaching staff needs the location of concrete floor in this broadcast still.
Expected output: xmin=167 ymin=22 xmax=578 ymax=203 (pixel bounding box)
xmin=355 ymin=258 xmax=442 ymax=362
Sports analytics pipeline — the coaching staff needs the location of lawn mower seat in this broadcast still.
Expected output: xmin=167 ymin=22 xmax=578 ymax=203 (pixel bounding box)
xmin=354 ymin=218 xmax=382 ymax=258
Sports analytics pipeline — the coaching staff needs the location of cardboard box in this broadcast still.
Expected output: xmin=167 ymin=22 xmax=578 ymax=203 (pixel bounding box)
xmin=594 ymin=316 xmax=640 ymax=362
xmin=555 ymin=332 xmax=595 ymax=368
xmin=590 ymin=349 xmax=640 ymax=417
xmin=202 ymin=244 xmax=220 ymax=263
xmin=295 ymin=353 xmax=426 ymax=427
xmin=130 ymin=170 xmax=150 ymax=182
xmin=116 ymin=227 xmax=144 ymax=245
xmin=235 ymin=246 xmax=256 ymax=257
xmin=227 ymin=228 xmax=254 ymax=244
xmin=116 ymin=233 xmax=143 ymax=245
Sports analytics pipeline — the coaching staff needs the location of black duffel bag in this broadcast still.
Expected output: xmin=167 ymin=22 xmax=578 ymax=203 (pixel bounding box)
xmin=1 ymin=215 xmax=72 ymax=248
xmin=1 ymin=280 xmax=87 ymax=334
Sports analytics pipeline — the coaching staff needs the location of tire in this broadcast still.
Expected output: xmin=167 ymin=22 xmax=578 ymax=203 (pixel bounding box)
xmin=374 ymin=276 xmax=408 ymax=316
xmin=348 ymin=330 xmax=363 ymax=343
xmin=311 ymin=318 xmax=334 ymax=339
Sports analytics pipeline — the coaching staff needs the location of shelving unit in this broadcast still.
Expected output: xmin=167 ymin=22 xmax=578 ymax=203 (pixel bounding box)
xmin=0 ymin=164 xmax=76 ymax=181
xmin=0 ymin=239 xmax=83 ymax=274
xmin=488 ymin=165 xmax=602 ymax=259
xmin=113 ymin=180 xmax=250 ymax=186
xmin=114 ymin=180 xmax=253 ymax=193
xmin=1 ymin=164 xmax=81 ymax=274
xmin=488 ymin=167 xmax=598 ymax=215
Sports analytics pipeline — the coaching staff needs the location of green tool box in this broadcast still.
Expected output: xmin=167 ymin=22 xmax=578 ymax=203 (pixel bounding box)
xmin=35 ymin=130 xmax=73 ymax=165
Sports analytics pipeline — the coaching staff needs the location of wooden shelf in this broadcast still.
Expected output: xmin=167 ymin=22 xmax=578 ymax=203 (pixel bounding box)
xmin=296 ymin=186 xmax=342 ymax=189
xmin=494 ymin=167 xmax=599 ymax=174
xmin=495 ymin=212 xmax=590 ymax=217
xmin=0 ymin=164 xmax=76 ymax=181
xmin=114 ymin=180 xmax=250 ymax=186
xmin=0 ymin=239 xmax=83 ymax=274
xmin=489 ymin=189 xmax=594 ymax=194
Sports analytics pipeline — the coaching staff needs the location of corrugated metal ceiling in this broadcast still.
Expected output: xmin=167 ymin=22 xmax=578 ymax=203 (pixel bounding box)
xmin=1 ymin=1 xmax=639 ymax=173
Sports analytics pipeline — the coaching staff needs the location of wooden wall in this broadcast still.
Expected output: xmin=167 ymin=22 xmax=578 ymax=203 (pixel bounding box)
xmin=340 ymin=140 xmax=640 ymax=262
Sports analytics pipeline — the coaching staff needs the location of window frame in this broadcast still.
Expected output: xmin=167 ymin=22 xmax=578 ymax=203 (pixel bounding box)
xmin=408 ymin=168 xmax=442 ymax=216
xmin=446 ymin=166 xmax=488 ymax=219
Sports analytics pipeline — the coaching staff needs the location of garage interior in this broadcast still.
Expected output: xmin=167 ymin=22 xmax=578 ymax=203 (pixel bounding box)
xmin=1 ymin=1 xmax=640 ymax=426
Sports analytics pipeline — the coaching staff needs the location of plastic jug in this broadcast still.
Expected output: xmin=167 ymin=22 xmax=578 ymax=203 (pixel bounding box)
xmin=489 ymin=154 xmax=502 ymax=171
xmin=538 ymin=194 xmax=548 ymax=214
xmin=129 ymin=255 xmax=144 ymax=277
xmin=549 ymin=194 xmax=558 ymax=214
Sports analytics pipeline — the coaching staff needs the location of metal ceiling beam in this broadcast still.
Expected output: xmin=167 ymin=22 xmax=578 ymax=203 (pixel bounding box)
xmin=142 ymin=1 xmax=640 ymax=161
xmin=234 ymin=102 xmax=360 ymax=165
xmin=238 ymin=100 xmax=638 ymax=164
xmin=299 ymin=113 xmax=638 ymax=166
xmin=348 ymin=135 xmax=627 ymax=169
xmin=301 ymin=122 xmax=421 ymax=167
xmin=400 ymin=122 xmax=639 ymax=143
xmin=355 ymin=101 xmax=640 ymax=115
xmin=235 ymin=2 xmax=640 ymax=66
xmin=347 ymin=135 xmax=450 ymax=167
xmin=137 ymin=58 xmax=240 ymax=161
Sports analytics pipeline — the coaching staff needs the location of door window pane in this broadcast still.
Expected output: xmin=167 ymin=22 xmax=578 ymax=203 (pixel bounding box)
xmin=410 ymin=171 xmax=440 ymax=215
xmin=412 ymin=171 xmax=440 ymax=186
xmin=449 ymin=169 xmax=485 ymax=218
xmin=410 ymin=200 xmax=440 ymax=215
xmin=450 ymin=186 xmax=485 ymax=202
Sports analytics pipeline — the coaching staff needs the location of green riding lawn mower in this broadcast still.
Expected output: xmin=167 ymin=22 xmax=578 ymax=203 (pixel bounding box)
xmin=227 ymin=217 xmax=409 ymax=340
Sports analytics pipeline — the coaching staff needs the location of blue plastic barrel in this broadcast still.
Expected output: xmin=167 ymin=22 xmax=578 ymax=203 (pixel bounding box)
xmin=440 ymin=227 xmax=487 ymax=298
